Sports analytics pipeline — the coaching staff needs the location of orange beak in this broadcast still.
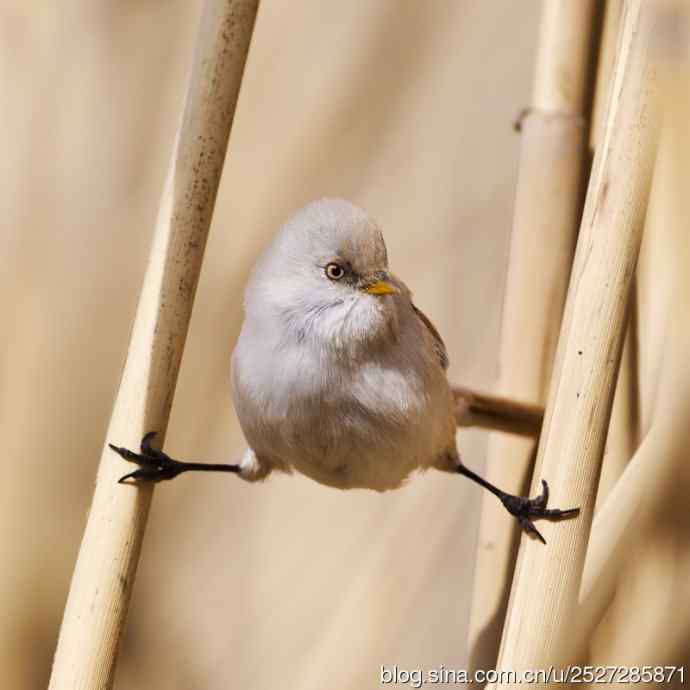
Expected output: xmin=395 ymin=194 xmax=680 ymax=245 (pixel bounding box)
xmin=364 ymin=280 xmax=396 ymax=296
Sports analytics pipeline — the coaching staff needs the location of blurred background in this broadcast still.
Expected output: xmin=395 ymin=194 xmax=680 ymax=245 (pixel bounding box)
xmin=2 ymin=1 xmax=689 ymax=689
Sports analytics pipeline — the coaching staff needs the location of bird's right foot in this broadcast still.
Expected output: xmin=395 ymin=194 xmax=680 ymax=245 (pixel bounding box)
xmin=456 ymin=463 xmax=579 ymax=544
xmin=500 ymin=480 xmax=579 ymax=544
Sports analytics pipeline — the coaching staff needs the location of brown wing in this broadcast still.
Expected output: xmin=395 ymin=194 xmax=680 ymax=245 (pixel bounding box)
xmin=412 ymin=304 xmax=449 ymax=371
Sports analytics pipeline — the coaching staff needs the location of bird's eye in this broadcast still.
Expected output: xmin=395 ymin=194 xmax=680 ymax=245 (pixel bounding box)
xmin=325 ymin=263 xmax=345 ymax=281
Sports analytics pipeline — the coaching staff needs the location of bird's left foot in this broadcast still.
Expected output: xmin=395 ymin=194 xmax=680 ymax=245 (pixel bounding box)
xmin=501 ymin=480 xmax=579 ymax=544
xmin=109 ymin=432 xmax=187 ymax=483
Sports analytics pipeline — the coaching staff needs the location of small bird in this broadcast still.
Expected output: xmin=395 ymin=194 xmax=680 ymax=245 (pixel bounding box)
xmin=110 ymin=199 xmax=578 ymax=543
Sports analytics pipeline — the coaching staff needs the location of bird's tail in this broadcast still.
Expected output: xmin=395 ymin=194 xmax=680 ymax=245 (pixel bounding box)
xmin=452 ymin=385 xmax=544 ymax=438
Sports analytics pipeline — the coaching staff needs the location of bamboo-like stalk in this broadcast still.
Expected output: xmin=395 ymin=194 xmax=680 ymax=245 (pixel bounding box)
xmin=587 ymin=0 xmax=630 ymax=524
xmin=466 ymin=0 xmax=597 ymax=670
xmin=594 ymin=309 xmax=639 ymax=510
xmin=590 ymin=0 xmax=625 ymax=150
xmin=47 ymin=2 xmax=259 ymax=688
xmin=492 ymin=0 xmax=660 ymax=682
xmin=568 ymin=67 xmax=689 ymax=661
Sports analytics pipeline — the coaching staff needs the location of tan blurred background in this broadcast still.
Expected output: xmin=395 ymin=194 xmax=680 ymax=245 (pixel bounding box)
xmin=1 ymin=2 xmax=539 ymax=688
xmin=4 ymin=1 xmax=690 ymax=689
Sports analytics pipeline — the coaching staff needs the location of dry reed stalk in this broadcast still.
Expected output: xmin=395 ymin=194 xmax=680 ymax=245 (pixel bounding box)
xmin=590 ymin=0 xmax=625 ymax=149
xmin=594 ymin=324 xmax=639 ymax=509
xmin=559 ymin=430 xmax=658 ymax=665
xmin=491 ymin=0 xmax=661 ymax=683
xmin=569 ymin=59 xmax=690 ymax=661
xmin=590 ymin=0 xmax=633 ymax=518
xmin=466 ymin=0 xmax=597 ymax=670
xmin=452 ymin=386 xmax=544 ymax=437
xmin=47 ymin=2 xmax=259 ymax=688
xmin=588 ymin=4 xmax=631 ymax=508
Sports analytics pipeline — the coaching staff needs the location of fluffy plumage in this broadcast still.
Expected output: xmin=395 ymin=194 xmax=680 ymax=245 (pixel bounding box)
xmin=230 ymin=198 xmax=458 ymax=491
xmin=110 ymin=197 xmax=580 ymax=542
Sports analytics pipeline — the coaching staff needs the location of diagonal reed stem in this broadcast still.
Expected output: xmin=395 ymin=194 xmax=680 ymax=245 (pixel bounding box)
xmin=467 ymin=0 xmax=598 ymax=671
xmin=48 ymin=2 xmax=259 ymax=688
xmin=492 ymin=1 xmax=661 ymax=684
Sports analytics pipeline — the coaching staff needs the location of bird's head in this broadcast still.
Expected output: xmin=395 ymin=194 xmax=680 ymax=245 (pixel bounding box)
xmin=246 ymin=198 xmax=401 ymax=356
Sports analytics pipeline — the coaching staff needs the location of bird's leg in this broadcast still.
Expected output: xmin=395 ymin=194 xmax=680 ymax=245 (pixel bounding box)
xmin=456 ymin=463 xmax=579 ymax=544
xmin=110 ymin=432 xmax=240 ymax=483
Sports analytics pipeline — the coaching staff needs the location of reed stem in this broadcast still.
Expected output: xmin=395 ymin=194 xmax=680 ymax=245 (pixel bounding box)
xmin=467 ymin=0 xmax=598 ymax=670
xmin=492 ymin=1 xmax=661 ymax=682
xmin=47 ymin=3 xmax=259 ymax=688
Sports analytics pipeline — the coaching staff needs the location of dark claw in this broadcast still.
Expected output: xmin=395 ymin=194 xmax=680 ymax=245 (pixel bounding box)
xmin=108 ymin=443 xmax=145 ymax=463
xmin=140 ymin=431 xmax=164 ymax=458
xmin=517 ymin=515 xmax=546 ymax=545
xmin=501 ymin=479 xmax=580 ymax=544
xmin=118 ymin=469 xmax=154 ymax=484
xmin=110 ymin=432 xmax=184 ymax=483
xmin=532 ymin=479 xmax=549 ymax=509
